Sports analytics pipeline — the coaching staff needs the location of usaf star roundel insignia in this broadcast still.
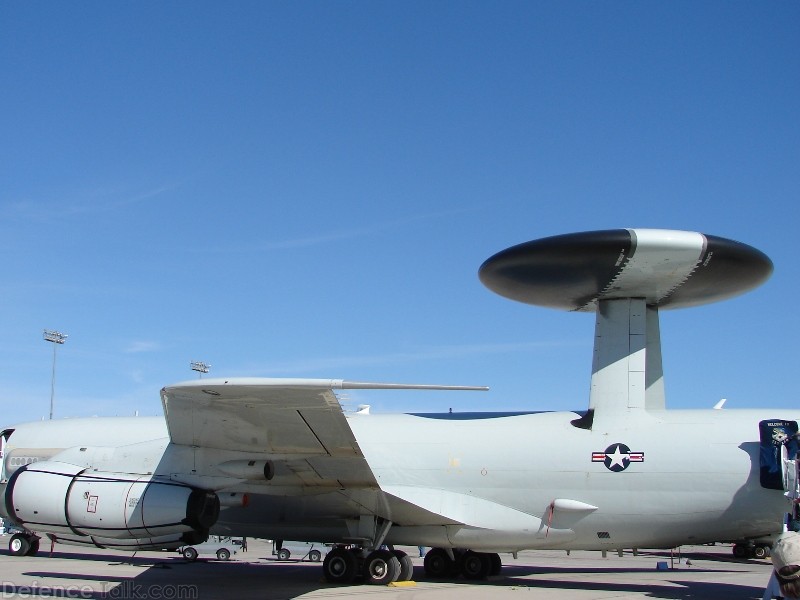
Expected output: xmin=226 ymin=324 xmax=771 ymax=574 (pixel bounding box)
xmin=592 ymin=443 xmax=644 ymax=472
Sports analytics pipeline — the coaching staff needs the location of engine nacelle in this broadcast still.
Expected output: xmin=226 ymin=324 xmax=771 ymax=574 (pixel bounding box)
xmin=4 ymin=461 xmax=219 ymax=542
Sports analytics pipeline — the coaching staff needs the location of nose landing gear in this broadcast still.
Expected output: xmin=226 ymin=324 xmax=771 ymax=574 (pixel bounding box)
xmin=8 ymin=532 xmax=40 ymax=557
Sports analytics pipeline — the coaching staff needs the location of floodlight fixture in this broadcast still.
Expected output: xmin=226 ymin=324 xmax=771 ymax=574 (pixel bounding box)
xmin=191 ymin=361 xmax=210 ymax=377
xmin=43 ymin=330 xmax=68 ymax=344
xmin=43 ymin=329 xmax=68 ymax=420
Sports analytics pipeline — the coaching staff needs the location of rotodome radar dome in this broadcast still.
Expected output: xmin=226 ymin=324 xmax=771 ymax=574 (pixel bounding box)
xmin=478 ymin=229 xmax=773 ymax=312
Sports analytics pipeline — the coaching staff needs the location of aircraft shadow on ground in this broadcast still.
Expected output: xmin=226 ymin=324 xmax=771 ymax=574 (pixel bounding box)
xmin=493 ymin=576 xmax=766 ymax=600
xmin=14 ymin=558 xmax=327 ymax=600
xmin=3 ymin=573 xmax=767 ymax=600
xmin=423 ymin=563 xmax=767 ymax=600
xmin=2 ymin=550 xmax=770 ymax=600
xmin=0 ymin=548 xmax=177 ymax=567
xmin=500 ymin=564 xmax=737 ymax=577
xmin=659 ymin=550 xmax=768 ymax=567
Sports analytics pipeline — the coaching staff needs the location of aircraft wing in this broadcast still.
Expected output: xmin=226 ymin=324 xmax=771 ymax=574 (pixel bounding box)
xmin=163 ymin=378 xmax=355 ymax=456
xmin=162 ymin=377 xmax=485 ymax=454
xmin=160 ymin=378 xmax=487 ymax=490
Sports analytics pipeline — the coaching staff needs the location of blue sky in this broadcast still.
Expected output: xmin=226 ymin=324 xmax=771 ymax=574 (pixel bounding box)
xmin=1 ymin=2 xmax=798 ymax=423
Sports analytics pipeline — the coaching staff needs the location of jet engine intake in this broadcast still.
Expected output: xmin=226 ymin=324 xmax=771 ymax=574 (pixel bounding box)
xmin=4 ymin=461 xmax=219 ymax=541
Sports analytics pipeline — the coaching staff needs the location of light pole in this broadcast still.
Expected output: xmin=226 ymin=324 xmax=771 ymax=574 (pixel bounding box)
xmin=43 ymin=329 xmax=68 ymax=420
xmin=190 ymin=361 xmax=210 ymax=378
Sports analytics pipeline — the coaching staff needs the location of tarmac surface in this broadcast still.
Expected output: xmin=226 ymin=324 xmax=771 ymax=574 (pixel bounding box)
xmin=0 ymin=536 xmax=778 ymax=599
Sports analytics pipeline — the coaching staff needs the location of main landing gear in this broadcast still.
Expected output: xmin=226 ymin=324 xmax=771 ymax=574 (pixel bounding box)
xmin=321 ymin=517 xmax=501 ymax=585
xmin=8 ymin=532 xmax=40 ymax=557
xmin=423 ymin=547 xmax=502 ymax=580
xmin=732 ymin=543 xmax=771 ymax=560
xmin=322 ymin=547 xmax=415 ymax=585
xmin=321 ymin=545 xmax=500 ymax=584
xmin=320 ymin=516 xmax=417 ymax=585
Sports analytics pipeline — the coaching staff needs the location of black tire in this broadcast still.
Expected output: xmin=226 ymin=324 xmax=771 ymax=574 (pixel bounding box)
xmin=182 ymin=547 xmax=199 ymax=561
xmin=9 ymin=534 xmax=30 ymax=557
xmin=754 ymin=545 xmax=770 ymax=559
xmin=26 ymin=538 xmax=40 ymax=557
xmin=277 ymin=548 xmax=291 ymax=560
xmin=423 ymin=547 xmax=454 ymax=579
xmin=364 ymin=549 xmax=400 ymax=585
xmin=323 ymin=547 xmax=357 ymax=584
xmin=460 ymin=550 xmax=491 ymax=580
xmin=393 ymin=550 xmax=414 ymax=581
xmin=732 ymin=544 xmax=749 ymax=559
xmin=309 ymin=549 xmax=322 ymax=562
xmin=217 ymin=548 xmax=231 ymax=560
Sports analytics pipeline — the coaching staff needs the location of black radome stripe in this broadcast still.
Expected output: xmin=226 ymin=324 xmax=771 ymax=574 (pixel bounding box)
xmin=479 ymin=230 xmax=633 ymax=310
xmin=660 ymin=234 xmax=773 ymax=309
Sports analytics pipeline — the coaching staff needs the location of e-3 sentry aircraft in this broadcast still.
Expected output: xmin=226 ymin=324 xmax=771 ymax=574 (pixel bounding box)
xmin=1 ymin=229 xmax=796 ymax=585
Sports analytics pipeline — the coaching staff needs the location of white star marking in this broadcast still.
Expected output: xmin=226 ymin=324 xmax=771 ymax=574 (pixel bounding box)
xmin=606 ymin=445 xmax=630 ymax=468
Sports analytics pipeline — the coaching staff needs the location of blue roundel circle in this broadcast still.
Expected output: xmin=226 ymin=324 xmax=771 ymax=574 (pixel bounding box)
xmin=603 ymin=443 xmax=633 ymax=472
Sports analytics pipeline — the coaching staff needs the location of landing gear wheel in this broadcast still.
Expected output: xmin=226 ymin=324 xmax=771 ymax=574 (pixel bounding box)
xmin=754 ymin=545 xmax=770 ymax=559
xmin=9 ymin=534 xmax=30 ymax=557
xmin=216 ymin=548 xmax=231 ymax=560
xmin=393 ymin=550 xmax=414 ymax=581
xmin=489 ymin=552 xmax=502 ymax=576
xmin=277 ymin=548 xmax=291 ymax=560
xmin=309 ymin=549 xmax=322 ymax=562
xmin=26 ymin=538 xmax=40 ymax=556
xmin=423 ymin=547 xmax=454 ymax=579
xmin=460 ymin=550 xmax=491 ymax=580
xmin=182 ymin=547 xmax=198 ymax=561
xmin=732 ymin=544 xmax=750 ymax=559
xmin=364 ymin=549 xmax=400 ymax=585
xmin=323 ymin=547 xmax=357 ymax=584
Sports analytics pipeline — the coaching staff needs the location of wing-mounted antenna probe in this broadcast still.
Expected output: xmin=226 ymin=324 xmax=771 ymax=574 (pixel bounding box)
xmin=479 ymin=229 xmax=772 ymax=424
